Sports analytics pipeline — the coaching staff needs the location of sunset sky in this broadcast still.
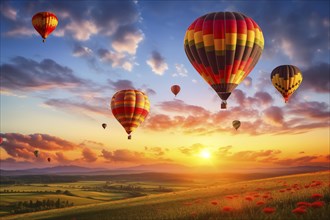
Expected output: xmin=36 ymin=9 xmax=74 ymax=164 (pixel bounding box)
xmin=0 ymin=0 xmax=329 ymax=171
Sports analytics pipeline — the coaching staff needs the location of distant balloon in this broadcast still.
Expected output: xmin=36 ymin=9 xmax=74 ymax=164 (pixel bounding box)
xmin=47 ymin=157 xmax=51 ymax=162
xmin=111 ymin=90 xmax=150 ymax=139
xmin=184 ymin=12 xmax=264 ymax=109
xmin=271 ymin=65 xmax=303 ymax=103
xmin=232 ymin=120 xmax=241 ymax=130
xmin=171 ymin=85 xmax=181 ymax=97
xmin=34 ymin=150 xmax=39 ymax=158
xmin=32 ymin=12 xmax=58 ymax=42
xmin=102 ymin=123 xmax=107 ymax=129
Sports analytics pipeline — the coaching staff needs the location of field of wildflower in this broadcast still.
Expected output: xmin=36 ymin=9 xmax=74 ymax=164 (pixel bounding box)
xmin=3 ymin=171 xmax=329 ymax=220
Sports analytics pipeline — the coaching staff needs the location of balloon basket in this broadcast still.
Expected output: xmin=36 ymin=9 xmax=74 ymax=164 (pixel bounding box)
xmin=128 ymin=135 xmax=131 ymax=140
xmin=221 ymin=102 xmax=227 ymax=109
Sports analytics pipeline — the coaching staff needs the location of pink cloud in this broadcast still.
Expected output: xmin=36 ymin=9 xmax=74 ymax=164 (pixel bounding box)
xmin=82 ymin=148 xmax=98 ymax=162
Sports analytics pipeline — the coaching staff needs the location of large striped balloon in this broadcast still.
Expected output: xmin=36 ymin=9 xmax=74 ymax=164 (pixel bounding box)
xmin=184 ymin=12 xmax=264 ymax=109
xmin=111 ymin=90 xmax=150 ymax=139
xmin=32 ymin=12 xmax=58 ymax=42
xmin=271 ymin=65 xmax=303 ymax=103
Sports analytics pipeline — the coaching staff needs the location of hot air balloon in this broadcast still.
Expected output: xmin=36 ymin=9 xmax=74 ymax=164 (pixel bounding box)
xmin=34 ymin=150 xmax=39 ymax=158
xmin=102 ymin=123 xmax=107 ymax=129
xmin=184 ymin=12 xmax=264 ymax=109
xmin=171 ymin=85 xmax=181 ymax=97
xmin=0 ymin=137 xmax=3 ymax=145
xmin=32 ymin=12 xmax=58 ymax=42
xmin=232 ymin=120 xmax=241 ymax=130
xmin=47 ymin=157 xmax=51 ymax=162
xmin=111 ymin=90 xmax=150 ymax=139
xmin=271 ymin=65 xmax=303 ymax=103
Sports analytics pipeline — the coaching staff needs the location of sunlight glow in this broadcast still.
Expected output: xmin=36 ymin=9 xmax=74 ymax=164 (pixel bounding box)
xmin=200 ymin=149 xmax=211 ymax=159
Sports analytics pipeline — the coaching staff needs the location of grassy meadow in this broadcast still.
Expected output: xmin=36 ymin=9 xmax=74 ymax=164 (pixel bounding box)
xmin=1 ymin=171 xmax=329 ymax=220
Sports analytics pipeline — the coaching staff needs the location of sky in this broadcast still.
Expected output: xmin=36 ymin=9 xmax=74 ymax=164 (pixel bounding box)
xmin=0 ymin=0 xmax=329 ymax=171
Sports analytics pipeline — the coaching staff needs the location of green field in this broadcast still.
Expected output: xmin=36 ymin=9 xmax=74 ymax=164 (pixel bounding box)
xmin=1 ymin=171 xmax=329 ymax=220
xmin=0 ymin=177 xmax=202 ymax=218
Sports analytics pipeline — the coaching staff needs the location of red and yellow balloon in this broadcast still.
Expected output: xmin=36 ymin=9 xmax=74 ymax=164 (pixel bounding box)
xmin=184 ymin=12 xmax=264 ymax=109
xmin=111 ymin=90 xmax=150 ymax=139
xmin=32 ymin=12 xmax=58 ymax=42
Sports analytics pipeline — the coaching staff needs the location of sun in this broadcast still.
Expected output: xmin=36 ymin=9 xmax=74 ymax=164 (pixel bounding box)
xmin=199 ymin=149 xmax=211 ymax=159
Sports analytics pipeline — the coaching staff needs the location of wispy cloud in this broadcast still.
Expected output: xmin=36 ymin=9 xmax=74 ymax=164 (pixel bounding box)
xmin=0 ymin=56 xmax=85 ymax=93
xmin=172 ymin=64 xmax=188 ymax=77
xmin=146 ymin=51 xmax=168 ymax=75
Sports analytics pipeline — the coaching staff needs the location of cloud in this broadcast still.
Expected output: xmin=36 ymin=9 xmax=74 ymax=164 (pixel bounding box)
xmin=172 ymin=64 xmax=188 ymax=77
xmin=112 ymin=25 xmax=144 ymax=55
xmin=5 ymin=26 xmax=34 ymax=36
xmin=82 ymin=148 xmax=98 ymax=162
xmin=286 ymin=100 xmax=329 ymax=120
xmin=263 ymin=106 xmax=284 ymax=126
xmin=0 ymin=1 xmax=17 ymax=20
xmin=144 ymin=146 xmax=167 ymax=157
xmin=301 ymin=62 xmax=330 ymax=93
xmin=0 ymin=56 xmax=85 ymax=93
xmin=97 ymin=48 xmax=134 ymax=71
xmin=0 ymin=133 xmax=79 ymax=161
xmin=108 ymin=79 xmax=135 ymax=91
xmin=243 ymin=76 xmax=252 ymax=88
xmin=146 ymin=51 xmax=168 ymax=75
xmin=157 ymin=99 xmax=210 ymax=117
xmin=144 ymin=92 xmax=328 ymax=136
xmin=274 ymin=156 xmax=320 ymax=166
xmin=102 ymin=149 xmax=150 ymax=163
xmin=65 ymin=20 xmax=99 ymax=41
xmin=73 ymin=45 xmax=93 ymax=57
xmin=55 ymin=152 xmax=72 ymax=164
xmin=247 ymin=1 xmax=330 ymax=66
xmin=179 ymin=143 xmax=204 ymax=156
xmin=44 ymin=97 xmax=110 ymax=118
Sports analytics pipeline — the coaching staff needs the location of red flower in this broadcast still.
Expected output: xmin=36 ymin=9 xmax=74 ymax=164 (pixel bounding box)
xmin=211 ymin=201 xmax=218 ymax=205
xmin=222 ymin=206 xmax=234 ymax=212
xmin=245 ymin=196 xmax=253 ymax=201
xmin=256 ymin=201 xmax=266 ymax=206
xmin=225 ymin=195 xmax=233 ymax=199
xmin=279 ymin=189 xmax=286 ymax=193
xmin=296 ymin=202 xmax=311 ymax=207
xmin=292 ymin=207 xmax=307 ymax=215
xmin=311 ymin=193 xmax=323 ymax=200
xmin=263 ymin=207 xmax=276 ymax=214
xmin=262 ymin=195 xmax=269 ymax=199
xmin=311 ymin=201 xmax=324 ymax=208
xmin=254 ymin=194 xmax=260 ymax=198
xmin=183 ymin=202 xmax=192 ymax=206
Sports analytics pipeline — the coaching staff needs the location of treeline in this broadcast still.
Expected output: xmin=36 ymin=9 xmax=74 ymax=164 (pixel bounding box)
xmin=2 ymin=189 xmax=75 ymax=196
xmin=9 ymin=199 xmax=74 ymax=214
xmin=0 ymin=172 xmax=192 ymax=185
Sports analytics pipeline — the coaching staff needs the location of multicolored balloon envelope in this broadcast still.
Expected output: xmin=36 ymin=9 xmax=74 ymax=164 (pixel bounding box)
xmin=232 ymin=120 xmax=241 ymax=130
xmin=111 ymin=90 xmax=150 ymax=139
xmin=32 ymin=12 xmax=58 ymax=42
xmin=171 ymin=85 xmax=181 ymax=97
xmin=271 ymin=65 xmax=303 ymax=103
xmin=184 ymin=12 xmax=264 ymax=109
